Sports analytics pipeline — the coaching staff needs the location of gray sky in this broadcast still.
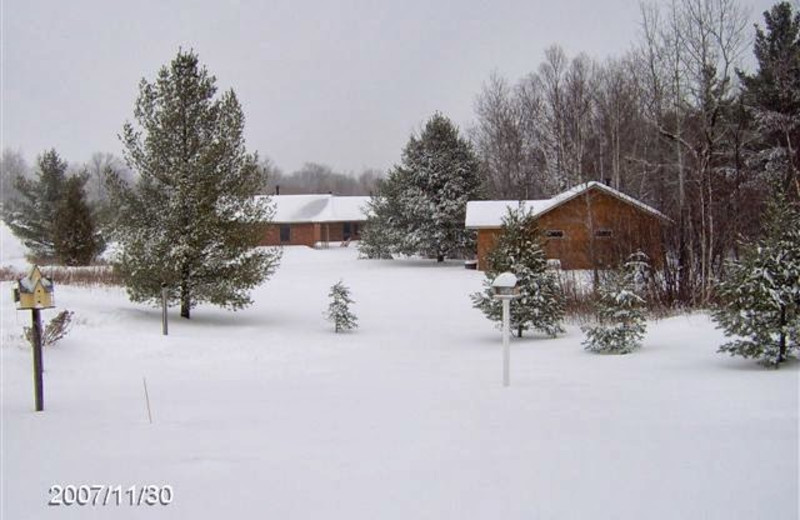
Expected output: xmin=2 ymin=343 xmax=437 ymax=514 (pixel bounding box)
xmin=1 ymin=0 xmax=776 ymax=175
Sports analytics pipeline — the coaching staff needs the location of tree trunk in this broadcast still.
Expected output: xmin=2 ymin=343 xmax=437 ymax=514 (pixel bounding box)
xmin=180 ymin=275 xmax=191 ymax=319
xmin=437 ymin=254 xmax=444 ymax=263
xmin=779 ymin=305 xmax=787 ymax=363
xmin=517 ymin=325 xmax=523 ymax=338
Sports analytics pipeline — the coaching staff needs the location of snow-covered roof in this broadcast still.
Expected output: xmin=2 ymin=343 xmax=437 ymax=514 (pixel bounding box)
xmin=18 ymin=276 xmax=53 ymax=293
xmin=465 ymin=182 xmax=671 ymax=228
xmin=258 ymin=194 xmax=371 ymax=223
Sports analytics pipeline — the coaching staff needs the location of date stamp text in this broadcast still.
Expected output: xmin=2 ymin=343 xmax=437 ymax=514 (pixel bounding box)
xmin=48 ymin=484 xmax=173 ymax=507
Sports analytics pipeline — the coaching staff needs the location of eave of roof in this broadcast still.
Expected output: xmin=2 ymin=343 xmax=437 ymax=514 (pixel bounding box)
xmin=258 ymin=194 xmax=371 ymax=224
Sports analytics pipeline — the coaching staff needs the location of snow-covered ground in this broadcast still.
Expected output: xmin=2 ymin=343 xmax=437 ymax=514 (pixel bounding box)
xmin=1 ymin=221 xmax=29 ymax=271
xmin=1 ymin=245 xmax=798 ymax=519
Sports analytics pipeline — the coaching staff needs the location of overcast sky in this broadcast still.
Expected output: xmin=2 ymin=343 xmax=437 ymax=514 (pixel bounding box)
xmin=1 ymin=0 xmax=777 ymax=175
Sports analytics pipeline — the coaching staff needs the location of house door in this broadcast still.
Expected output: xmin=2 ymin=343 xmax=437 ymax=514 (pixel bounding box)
xmin=343 ymin=222 xmax=351 ymax=240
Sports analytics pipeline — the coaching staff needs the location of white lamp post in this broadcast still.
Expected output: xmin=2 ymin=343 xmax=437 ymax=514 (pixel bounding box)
xmin=492 ymin=272 xmax=520 ymax=387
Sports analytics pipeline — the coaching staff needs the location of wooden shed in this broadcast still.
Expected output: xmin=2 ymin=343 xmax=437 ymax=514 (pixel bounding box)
xmin=257 ymin=194 xmax=370 ymax=248
xmin=465 ymin=182 xmax=670 ymax=271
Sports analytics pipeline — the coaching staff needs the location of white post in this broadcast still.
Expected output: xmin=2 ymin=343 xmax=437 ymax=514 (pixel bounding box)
xmin=502 ymin=298 xmax=510 ymax=387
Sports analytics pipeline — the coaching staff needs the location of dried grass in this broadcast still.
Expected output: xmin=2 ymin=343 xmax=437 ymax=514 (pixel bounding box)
xmin=0 ymin=264 xmax=120 ymax=286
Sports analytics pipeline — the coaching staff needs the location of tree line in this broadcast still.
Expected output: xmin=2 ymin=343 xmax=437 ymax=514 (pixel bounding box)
xmin=470 ymin=0 xmax=800 ymax=305
xmin=1 ymin=1 xmax=798 ymax=325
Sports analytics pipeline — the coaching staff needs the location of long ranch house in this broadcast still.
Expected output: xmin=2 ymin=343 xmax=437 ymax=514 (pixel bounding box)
xmin=465 ymin=182 xmax=670 ymax=271
xmin=258 ymin=194 xmax=370 ymax=247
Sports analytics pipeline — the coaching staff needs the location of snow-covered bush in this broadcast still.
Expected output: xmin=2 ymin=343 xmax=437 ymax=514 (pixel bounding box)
xmin=471 ymin=205 xmax=564 ymax=338
xmin=582 ymin=252 xmax=649 ymax=354
xmin=326 ymin=281 xmax=358 ymax=333
xmin=712 ymin=194 xmax=800 ymax=367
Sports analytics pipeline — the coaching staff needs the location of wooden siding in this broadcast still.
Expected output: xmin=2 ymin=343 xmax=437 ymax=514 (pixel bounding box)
xmin=476 ymin=189 xmax=664 ymax=270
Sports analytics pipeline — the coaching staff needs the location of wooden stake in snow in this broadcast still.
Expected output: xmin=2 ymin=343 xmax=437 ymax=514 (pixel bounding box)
xmin=161 ymin=283 xmax=168 ymax=336
xmin=143 ymin=377 xmax=153 ymax=424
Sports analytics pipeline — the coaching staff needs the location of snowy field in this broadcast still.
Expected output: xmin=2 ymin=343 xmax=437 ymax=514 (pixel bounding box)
xmin=1 ymin=243 xmax=798 ymax=519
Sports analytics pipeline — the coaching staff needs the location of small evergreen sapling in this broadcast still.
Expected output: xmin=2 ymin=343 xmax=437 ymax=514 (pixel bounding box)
xmin=471 ymin=205 xmax=565 ymax=337
xmin=582 ymin=252 xmax=649 ymax=354
xmin=326 ymin=281 xmax=358 ymax=333
xmin=712 ymin=193 xmax=800 ymax=367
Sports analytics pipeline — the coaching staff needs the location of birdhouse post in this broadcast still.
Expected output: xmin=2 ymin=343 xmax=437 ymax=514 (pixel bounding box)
xmin=492 ymin=272 xmax=520 ymax=387
xmin=13 ymin=265 xmax=55 ymax=411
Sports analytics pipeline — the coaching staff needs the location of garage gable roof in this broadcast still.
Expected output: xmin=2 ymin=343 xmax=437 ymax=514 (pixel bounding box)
xmin=465 ymin=182 xmax=670 ymax=229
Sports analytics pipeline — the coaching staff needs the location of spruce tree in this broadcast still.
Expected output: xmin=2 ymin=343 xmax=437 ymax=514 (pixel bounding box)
xmin=712 ymin=192 xmax=800 ymax=367
xmin=111 ymin=49 xmax=280 ymax=319
xmin=326 ymin=281 xmax=358 ymax=332
xmin=739 ymin=2 xmax=800 ymax=198
xmin=471 ymin=205 xmax=564 ymax=337
xmin=53 ymin=175 xmax=99 ymax=266
xmin=3 ymin=149 xmax=68 ymax=259
xmin=358 ymin=173 xmax=406 ymax=259
xmin=360 ymin=113 xmax=482 ymax=261
xmin=582 ymin=252 xmax=649 ymax=355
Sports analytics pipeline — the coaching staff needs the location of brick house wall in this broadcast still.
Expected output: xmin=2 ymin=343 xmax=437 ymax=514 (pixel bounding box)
xmin=260 ymin=223 xmax=319 ymax=247
xmin=476 ymin=189 xmax=665 ymax=270
xmin=259 ymin=221 xmax=363 ymax=247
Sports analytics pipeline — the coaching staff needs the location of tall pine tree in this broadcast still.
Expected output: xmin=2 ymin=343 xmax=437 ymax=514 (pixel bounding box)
xmin=471 ymin=205 xmax=564 ymax=337
xmin=3 ymin=149 xmax=68 ymax=259
xmin=111 ymin=49 xmax=280 ymax=319
xmin=361 ymin=113 xmax=483 ymax=261
xmin=739 ymin=2 xmax=800 ymax=199
xmin=53 ymin=175 xmax=99 ymax=266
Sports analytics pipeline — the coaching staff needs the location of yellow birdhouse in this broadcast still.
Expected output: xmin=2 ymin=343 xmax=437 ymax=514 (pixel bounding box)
xmin=14 ymin=265 xmax=55 ymax=310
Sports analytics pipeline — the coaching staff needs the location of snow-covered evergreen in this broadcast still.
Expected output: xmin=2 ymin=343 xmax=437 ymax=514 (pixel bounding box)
xmin=326 ymin=281 xmax=358 ymax=333
xmin=712 ymin=193 xmax=800 ymax=367
xmin=582 ymin=252 xmax=649 ymax=355
xmin=53 ymin=175 xmax=98 ymax=266
xmin=471 ymin=204 xmax=564 ymax=337
xmin=740 ymin=2 xmax=800 ymax=198
xmin=3 ymin=149 xmax=68 ymax=260
xmin=110 ymin=50 xmax=281 ymax=319
xmin=360 ymin=113 xmax=482 ymax=261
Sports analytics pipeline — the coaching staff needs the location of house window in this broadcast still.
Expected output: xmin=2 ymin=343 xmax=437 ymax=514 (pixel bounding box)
xmin=595 ymin=229 xmax=613 ymax=238
xmin=279 ymin=225 xmax=291 ymax=243
xmin=545 ymin=230 xmax=565 ymax=239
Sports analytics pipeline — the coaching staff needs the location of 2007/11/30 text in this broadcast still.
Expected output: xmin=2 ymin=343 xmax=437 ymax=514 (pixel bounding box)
xmin=48 ymin=484 xmax=173 ymax=507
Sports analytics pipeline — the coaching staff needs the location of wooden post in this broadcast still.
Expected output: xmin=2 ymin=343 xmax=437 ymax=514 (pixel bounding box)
xmin=143 ymin=377 xmax=153 ymax=424
xmin=31 ymin=308 xmax=44 ymax=411
xmin=161 ymin=283 xmax=168 ymax=336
